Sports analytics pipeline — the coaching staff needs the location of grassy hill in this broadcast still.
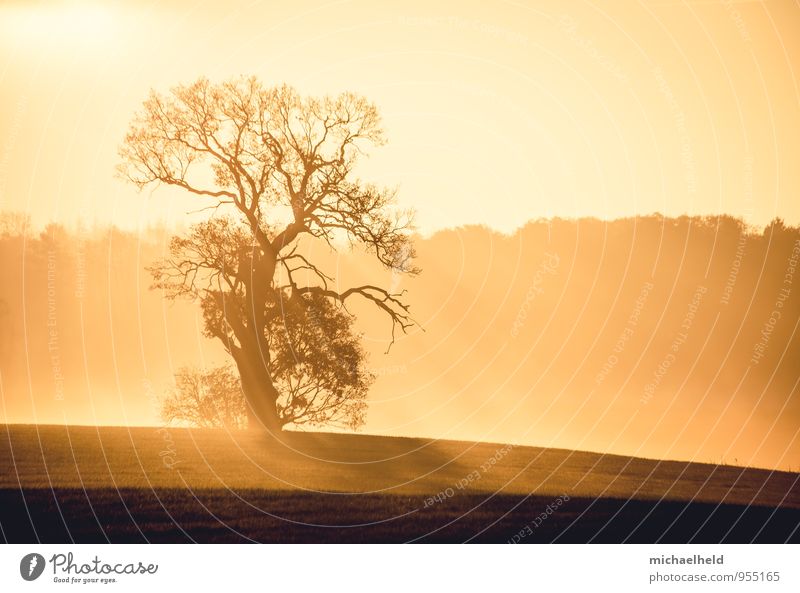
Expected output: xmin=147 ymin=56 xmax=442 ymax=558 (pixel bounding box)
xmin=1 ymin=424 xmax=798 ymax=543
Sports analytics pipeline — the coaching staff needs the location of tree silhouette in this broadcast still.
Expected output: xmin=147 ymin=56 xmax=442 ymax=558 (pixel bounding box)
xmin=162 ymin=366 xmax=248 ymax=429
xmin=118 ymin=77 xmax=418 ymax=432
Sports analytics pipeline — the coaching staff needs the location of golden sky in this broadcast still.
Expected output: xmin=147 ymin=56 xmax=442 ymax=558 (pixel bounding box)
xmin=1 ymin=0 xmax=799 ymax=234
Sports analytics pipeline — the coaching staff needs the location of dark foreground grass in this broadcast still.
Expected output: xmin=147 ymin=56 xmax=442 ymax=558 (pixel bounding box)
xmin=3 ymin=425 xmax=798 ymax=543
xmin=1 ymin=488 xmax=798 ymax=543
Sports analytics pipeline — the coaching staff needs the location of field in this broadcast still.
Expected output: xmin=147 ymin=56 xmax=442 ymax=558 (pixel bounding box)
xmin=1 ymin=424 xmax=798 ymax=543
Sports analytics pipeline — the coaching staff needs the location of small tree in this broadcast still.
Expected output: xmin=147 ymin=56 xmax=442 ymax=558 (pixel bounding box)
xmin=161 ymin=366 xmax=248 ymax=429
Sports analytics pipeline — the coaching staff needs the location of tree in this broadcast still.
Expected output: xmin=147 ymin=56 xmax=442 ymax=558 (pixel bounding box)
xmin=118 ymin=77 xmax=418 ymax=433
xmin=0 ymin=211 xmax=31 ymax=238
xmin=162 ymin=366 xmax=248 ymax=429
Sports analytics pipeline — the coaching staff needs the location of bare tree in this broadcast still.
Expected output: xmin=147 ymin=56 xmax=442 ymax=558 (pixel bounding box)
xmin=119 ymin=77 xmax=418 ymax=433
xmin=162 ymin=366 xmax=248 ymax=429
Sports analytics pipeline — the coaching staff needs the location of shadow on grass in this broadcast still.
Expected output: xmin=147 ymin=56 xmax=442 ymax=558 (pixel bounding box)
xmin=1 ymin=488 xmax=798 ymax=543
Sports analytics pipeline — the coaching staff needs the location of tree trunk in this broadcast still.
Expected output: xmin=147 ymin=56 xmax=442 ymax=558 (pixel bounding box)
xmin=233 ymin=348 xmax=283 ymax=434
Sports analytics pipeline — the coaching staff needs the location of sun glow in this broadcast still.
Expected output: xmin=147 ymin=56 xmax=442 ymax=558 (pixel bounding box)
xmin=0 ymin=1 xmax=118 ymax=49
